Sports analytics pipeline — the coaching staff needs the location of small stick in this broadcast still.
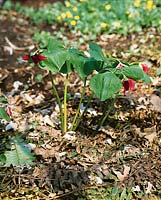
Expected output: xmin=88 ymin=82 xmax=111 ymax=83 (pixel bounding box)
xmin=5 ymin=37 xmax=34 ymax=51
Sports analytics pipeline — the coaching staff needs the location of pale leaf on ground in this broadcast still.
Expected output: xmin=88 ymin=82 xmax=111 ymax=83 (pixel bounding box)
xmin=113 ymin=165 xmax=130 ymax=182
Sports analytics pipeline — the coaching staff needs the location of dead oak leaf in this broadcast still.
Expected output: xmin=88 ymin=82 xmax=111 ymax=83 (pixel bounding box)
xmin=34 ymin=146 xmax=60 ymax=158
xmin=113 ymin=165 xmax=130 ymax=182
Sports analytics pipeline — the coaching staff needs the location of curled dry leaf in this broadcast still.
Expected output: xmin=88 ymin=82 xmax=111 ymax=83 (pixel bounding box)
xmin=113 ymin=165 xmax=130 ymax=182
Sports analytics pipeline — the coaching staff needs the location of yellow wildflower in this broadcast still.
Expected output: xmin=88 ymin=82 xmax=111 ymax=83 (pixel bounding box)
xmin=113 ymin=21 xmax=121 ymax=28
xmin=152 ymin=5 xmax=156 ymax=9
xmin=159 ymin=21 xmax=161 ymax=25
xmin=73 ymin=7 xmax=78 ymax=12
xmin=125 ymin=10 xmax=130 ymax=15
xmin=70 ymin=20 xmax=76 ymax=26
xmin=146 ymin=0 xmax=153 ymax=10
xmin=74 ymin=15 xmax=80 ymax=20
xmin=66 ymin=11 xmax=72 ymax=18
xmin=129 ymin=13 xmax=134 ymax=18
xmin=65 ymin=1 xmax=71 ymax=7
xmin=101 ymin=22 xmax=108 ymax=28
xmin=80 ymin=0 xmax=85 ymax=2
xmin=57 ymin=16 xmax=62 ymax=21
xmin=61 ymin=13 xmax=66 ymax=19
xmin=134 ymin=0 xmax=140 ymax=7
xmin=105 ymin=4 xmax=111 ymax=10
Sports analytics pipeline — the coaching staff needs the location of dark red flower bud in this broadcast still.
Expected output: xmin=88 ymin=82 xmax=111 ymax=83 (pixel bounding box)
xmin=128 ymin=79 xmax=135 ymax=91
xmin=122 ymin=80 xmax=129 ymax=94
xmin=141 ymin=63 xmax=149 ymax=74
xmin=122 ymin=78 xmax=135 ymax=94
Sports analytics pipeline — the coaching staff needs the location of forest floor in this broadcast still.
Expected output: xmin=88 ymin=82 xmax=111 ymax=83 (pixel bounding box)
xmin=0 ymin=1 xmax=161 ymax=199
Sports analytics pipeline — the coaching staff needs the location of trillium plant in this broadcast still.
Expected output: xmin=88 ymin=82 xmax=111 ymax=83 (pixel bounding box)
xmin=23 ymin=39 xmax=151 ymax=134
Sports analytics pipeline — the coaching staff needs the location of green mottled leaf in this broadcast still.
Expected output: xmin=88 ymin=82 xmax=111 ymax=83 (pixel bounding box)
xmin=4 ymin=136 xmax=34 ymax=167
xmin=90 ymin=72 xmax=122 ymax=101
xmin=142 ymin=73 xmax=151 ymax=83
xmin=121 ymin=66 xmax=144 ymax=80
xmin=66 ymin=48 xmax=89 ymax=79
xmin=39 ymin=38 xmax=67 ymax=73
xmin=89 ymin=42 xmax=105 ymax=61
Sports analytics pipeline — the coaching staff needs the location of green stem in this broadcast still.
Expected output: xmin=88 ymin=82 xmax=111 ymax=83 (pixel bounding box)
xmin=72 ymin=91 xmax=94 ymax=131
xmin=49 ymin=71 xmax=63 ymax=132
xmin=63 ymin=74 xmax=69 ymax=133
xmin=96 ymin=97 xmax=116 ymax=132
xmin=70 ymin=78 xmax=87 ymax=131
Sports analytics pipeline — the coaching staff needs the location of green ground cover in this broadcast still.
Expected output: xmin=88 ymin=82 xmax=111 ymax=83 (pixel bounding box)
xmin=3 ymin=0 xmax=161 ymax=44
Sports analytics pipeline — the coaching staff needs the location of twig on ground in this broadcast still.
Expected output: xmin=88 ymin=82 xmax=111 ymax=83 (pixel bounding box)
xmin=5 ymin=37 xmax=34 ymax=51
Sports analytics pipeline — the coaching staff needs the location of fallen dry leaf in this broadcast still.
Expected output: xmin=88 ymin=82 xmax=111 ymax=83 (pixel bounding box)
xmin=113 ymin=165 xmax=130 ymax=182
xmin=150 ymin=94 xmax=161 ymax=112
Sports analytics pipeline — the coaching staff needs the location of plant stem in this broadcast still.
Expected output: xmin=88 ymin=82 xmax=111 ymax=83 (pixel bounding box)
xmin=72 ymin=91 xmax=94 ymax=131
xmin=49 ymin=71 xmax=63 ymax=132
xmin=70 ymin=78 xmax=86 ymax=131
xmin=63 ymin=74 xmax=69 ymax=133
xmin=96 ymin=97 xmax=116 ymax=132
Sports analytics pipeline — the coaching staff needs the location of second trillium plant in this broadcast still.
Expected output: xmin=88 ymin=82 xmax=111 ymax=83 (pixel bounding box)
xmin=23 ymin=39 xmax=151 ymax=134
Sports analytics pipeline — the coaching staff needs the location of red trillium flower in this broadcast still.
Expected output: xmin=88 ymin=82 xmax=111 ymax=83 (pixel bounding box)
xmin=122 ymin=78 xmax=135 ymax=94
xmin=23 ymin=53 xmax=46 ymax=64
xmin=141 ymin=63 xmax=149 ymax=74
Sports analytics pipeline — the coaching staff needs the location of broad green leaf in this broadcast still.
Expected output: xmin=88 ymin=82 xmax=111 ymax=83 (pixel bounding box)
xmin=142 ymin=73 xmax=151 ymax=83
xmin=60 ymin=48 xmax=81 ymax=74
xmin=39 ymin=39 xmax=67 ymax=73
xmin=4 ymin=136 xmax=34 ymax=167
xmin=67 ymin=48 xmax=89 ymax=79
xmin=84 ymin=58 xmax=102 ymax=74
xmin=89 ymin=42 xmax=105 ymax=61
xmin=121 ymin=66 xmax=144 ymax=80
xmin=60 ymin=60 xmax=74 ymax=74
xmin=0 ymin=107 xmax=10 ymax=121
xmin=68 ymin=49 xmax=104 ymax=79
xmin=90 ymin=72 xmax=122 ymax=101
xmin=104 ymin=58 xmax=120 ymax=69
xmin=47 ymin=38 xmax=64 ymax=52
